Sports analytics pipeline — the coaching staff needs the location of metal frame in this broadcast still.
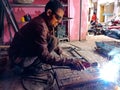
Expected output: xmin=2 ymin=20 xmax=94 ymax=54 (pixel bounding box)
xmin=0 ymin=0 xmax=19 ymax=42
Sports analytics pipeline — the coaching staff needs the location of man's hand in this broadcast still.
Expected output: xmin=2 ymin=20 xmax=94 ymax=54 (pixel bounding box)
xmin=64 ymin=58 xmax=91 ymax=71
xmin=70 ymin=60 xmax=85 ymax=70
xmin=54 ymin=46 xmax=62 ymax=55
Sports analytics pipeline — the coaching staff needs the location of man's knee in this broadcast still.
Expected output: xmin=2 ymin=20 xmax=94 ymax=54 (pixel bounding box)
xmin=47 ymin=35 xmax=59 ymax=52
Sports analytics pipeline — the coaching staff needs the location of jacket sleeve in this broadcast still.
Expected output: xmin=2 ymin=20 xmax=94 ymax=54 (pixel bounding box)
xmin=34 ymin=22 xmax=72 ymax=66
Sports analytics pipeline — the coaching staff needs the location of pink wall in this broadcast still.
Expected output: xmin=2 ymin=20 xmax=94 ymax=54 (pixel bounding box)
xmin=4 ymin=0 xmax=89 ymax=43
xmin=3 ymin=0 xmax=48 ymax=43
xmin=68 ymin=0 xmax=88 ymax=41
xmin=80 ymin=0 xmax=89 ymax=40
xmin=68 ymin=0 xmax=80 ymax=41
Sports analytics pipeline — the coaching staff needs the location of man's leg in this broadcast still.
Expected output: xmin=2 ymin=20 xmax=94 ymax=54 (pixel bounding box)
xmin=9 ymin=56 xmax=41 ymax=75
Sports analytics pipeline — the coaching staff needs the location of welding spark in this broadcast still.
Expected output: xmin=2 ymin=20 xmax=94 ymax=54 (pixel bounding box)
xmin=99 ymin=54 xmax=120 ymax=83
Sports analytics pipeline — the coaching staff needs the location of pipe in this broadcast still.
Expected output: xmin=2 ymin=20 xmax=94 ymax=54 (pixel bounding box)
xmin=79 ymin=0 xmax=82 ymax=40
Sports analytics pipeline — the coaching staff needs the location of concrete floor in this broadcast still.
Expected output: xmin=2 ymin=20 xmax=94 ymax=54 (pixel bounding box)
xmin=58 ymin=35 xmax=120 ymax=90
xmin=60 ymin=35 xmax=120 ymax=63
xmin=0 ymin=35 xmax=120 ymax=90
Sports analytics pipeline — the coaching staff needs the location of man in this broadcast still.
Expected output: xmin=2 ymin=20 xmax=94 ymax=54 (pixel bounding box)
xmin=8 ymin=0 xmax=89 ymax=73
xmin=90 ymin=11 xmax=97 ymax=25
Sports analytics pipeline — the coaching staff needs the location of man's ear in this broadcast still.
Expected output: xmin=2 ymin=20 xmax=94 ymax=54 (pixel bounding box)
xmin=46 ymin=9 xmax=52 ymax=16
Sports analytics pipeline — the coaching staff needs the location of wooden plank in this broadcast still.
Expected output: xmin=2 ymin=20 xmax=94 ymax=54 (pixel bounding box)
xmin=0 ymin=45 xmax=9 ymax=48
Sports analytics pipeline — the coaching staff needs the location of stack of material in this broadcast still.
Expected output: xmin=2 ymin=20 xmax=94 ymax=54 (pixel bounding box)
xmin=95 ymin=41 xmax=120 ymax=58
xmin=104 ymin=29 xmax=120 ymax=39
xmin=0 ymin=45 xmax=9 ymax=73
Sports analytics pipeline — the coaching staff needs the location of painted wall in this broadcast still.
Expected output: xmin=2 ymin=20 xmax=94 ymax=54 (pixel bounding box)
xmin=80 ymin=0 xmax=89 ymax=40
xmin=3 ymin=0 xmax=48 ymax=43
xmin=3 ymin=0 xmax=88 ymax=43
xmin=68 ymin=0 xmax=88 ymax=41
xmin=68 ymin=0 xmax=80 ymax=41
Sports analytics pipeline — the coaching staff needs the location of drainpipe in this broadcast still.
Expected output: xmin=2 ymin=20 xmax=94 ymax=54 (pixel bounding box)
xmin=79 ymin=0 xmax=82 ymax=41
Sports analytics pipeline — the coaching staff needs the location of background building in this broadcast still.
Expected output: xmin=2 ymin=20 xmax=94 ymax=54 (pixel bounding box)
xmin=89 ymin=0 xmax=120 ymax=23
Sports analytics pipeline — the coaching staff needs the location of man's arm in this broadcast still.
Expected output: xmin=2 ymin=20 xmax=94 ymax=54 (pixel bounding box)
xmin=34 ymin=22 xmax=88 ymax=71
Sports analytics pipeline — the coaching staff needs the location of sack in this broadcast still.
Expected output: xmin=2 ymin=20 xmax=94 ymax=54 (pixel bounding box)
xmin=13 ymin=0 xmax=34 ymax=4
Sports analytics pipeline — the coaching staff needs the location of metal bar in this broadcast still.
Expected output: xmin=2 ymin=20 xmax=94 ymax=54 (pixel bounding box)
xmin=7 ymin=20 xmax=13 ymax=42
xmin=1 ymin=0 xmax=19 ymax=33
xmin=79 ymin=0 xmax=82 ymax=40
xmin=10 ymin=4 xmax=68 ymax=7
xmin=0 ymin=1 xmax=4 ymax=39
xmin=69 ymin=47 xmax=89 ymax=62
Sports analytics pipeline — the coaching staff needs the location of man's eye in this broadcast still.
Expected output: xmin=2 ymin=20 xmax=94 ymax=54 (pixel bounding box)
xmin=53 ymin=12 xmax=62 ymax=20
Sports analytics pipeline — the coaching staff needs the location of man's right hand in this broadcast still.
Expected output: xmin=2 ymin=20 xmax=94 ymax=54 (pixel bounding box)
xmin=69 ymin=60 xmax=84 ymax=70
xmin=64 ymin=58 xmax=91 ymax=71
xmin=69 ymin=59 xmax=98 ymax=71
xmin=54 ymin=46 xmax=63 ymax=55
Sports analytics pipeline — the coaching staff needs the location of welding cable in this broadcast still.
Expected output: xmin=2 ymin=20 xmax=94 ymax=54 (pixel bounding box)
xmin=42 ymin=66 xmax=71 ymax=71
xmin=21 ymin=70 xmax=55 ymax=90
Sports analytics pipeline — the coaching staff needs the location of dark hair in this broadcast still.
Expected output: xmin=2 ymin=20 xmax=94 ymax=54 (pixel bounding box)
xmin=93 ymin=12 xmax=96 ymax=14
xmin=45 ymin=0 xmax=64 ymax=13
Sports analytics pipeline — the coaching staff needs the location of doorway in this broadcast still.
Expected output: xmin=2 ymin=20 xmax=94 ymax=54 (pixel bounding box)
xmin=100 ymin=5 xmax=104 ymax=22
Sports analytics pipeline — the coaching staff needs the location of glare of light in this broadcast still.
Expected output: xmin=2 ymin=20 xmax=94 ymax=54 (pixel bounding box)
xmin=115 ymin=85 xmax=120 ymax=90
xmin=99 ymin=48 xmax=120 ymax=83
xmin=113 ymin=54 xmax=120 ymax=64
xmin=99 ymin=61 xmax=119 ymax=82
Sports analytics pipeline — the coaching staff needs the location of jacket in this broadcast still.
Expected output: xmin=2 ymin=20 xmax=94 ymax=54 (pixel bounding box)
xmin=8 ymin=12 xmax=71 ymax=66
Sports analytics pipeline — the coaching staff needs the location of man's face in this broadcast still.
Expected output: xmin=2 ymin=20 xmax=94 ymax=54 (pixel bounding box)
xmin=50 ymin=8 xmax=64 ymax=27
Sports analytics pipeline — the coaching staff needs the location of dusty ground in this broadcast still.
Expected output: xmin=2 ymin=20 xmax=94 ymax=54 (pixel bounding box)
xmin=60 ymin=35 xmax=120 ymax=63
xmin=0 ymin=35 xmax=120 ymax=90
xmin=57 ymin=35 xmax=120 ymax=89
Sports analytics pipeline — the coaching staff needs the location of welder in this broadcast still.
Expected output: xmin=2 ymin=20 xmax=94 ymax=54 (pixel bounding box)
xmin=8 ymin=0 xmax=90 ymax=74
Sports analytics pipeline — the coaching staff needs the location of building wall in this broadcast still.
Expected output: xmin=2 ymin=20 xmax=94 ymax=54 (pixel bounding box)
xmin=69 ymin=0 xmax=88 ymax=41
xmin=80 ymin=0 xmax=89 ymax=40
xmin=3 ymin=0 xmax=88 ymax=43
xmin=114 ymin=0 xmax=120 ymax=16
xmin=98 ymin=0 xmax=115 ymax=22
xmin=3 ymin=0 xmax=48 ymax=43
xmin=68 ymin=0 xmax=80 ymax=41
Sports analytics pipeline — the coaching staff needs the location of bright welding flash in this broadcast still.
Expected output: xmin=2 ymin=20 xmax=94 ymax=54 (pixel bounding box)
xmin=99 ymin=54 xmax=120 ymax=83
xmin=99 ymin=62 xmax=119 ymax=82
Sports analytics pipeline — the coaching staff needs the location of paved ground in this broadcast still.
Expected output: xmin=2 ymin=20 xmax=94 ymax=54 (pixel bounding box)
xmin=60 ymin=35 xmax=120 ymax=63
xmin=0 ymin=35 xmax=120 ymax=90
xmin=58 ymin=35 xmax=120 ymax=90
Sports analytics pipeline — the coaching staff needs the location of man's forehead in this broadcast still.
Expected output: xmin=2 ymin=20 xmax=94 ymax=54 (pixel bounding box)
xmin=56 ymin=8 xmax=64 ymax=14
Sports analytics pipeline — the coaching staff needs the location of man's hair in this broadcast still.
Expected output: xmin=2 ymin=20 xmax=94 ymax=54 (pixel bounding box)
xmin=45 ymin=0 xmax=64 ymax=13
xmin=93 ymin=12 xmax=96 ymax=14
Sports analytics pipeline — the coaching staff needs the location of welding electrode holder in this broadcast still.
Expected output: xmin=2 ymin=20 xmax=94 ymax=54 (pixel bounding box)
xmin=81 ymin=61 xmax=98 ymax=70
